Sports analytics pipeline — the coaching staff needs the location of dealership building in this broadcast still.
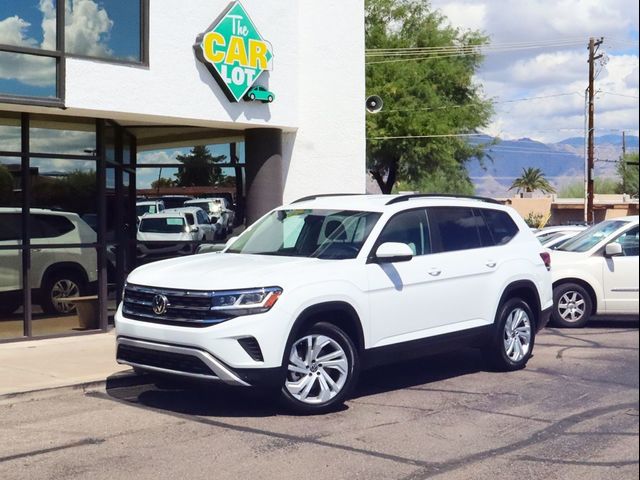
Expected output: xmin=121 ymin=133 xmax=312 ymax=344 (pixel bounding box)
xmin=0 ymin=0 xmax=366 ymax=340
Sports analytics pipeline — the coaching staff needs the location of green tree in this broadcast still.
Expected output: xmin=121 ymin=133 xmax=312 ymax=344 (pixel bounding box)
xmin=174 ymin=146 xmax=226 ymax=187
xmin=366 ymin=0 xmax=493 ymax=194
xmin=395 ymin=163 xmax=475 ymax=195
xmin=151 ymin=177 xmax=175 ymax=190
xmin=509 ymin=167 xmax=555 ymax=194
xmin=616 ymin=152 xmax=639 ymax=197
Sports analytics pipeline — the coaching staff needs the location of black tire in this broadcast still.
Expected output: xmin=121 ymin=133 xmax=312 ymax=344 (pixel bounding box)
xmin=0 ymin=294 xmax=21 ymax=316
xmin=40 ymin=270 xmax=86 ymax=315
xmin=280 ymin=321 xmax=359 ymax=414
xmin=249 ymin=94 xmax=256 ymax=101
xmin=551 ymin=282 xmax=593 ymax=328
xmin=267 ymin=95 xmax=273 ymax=103
xmin=483 ymin=298 xmax=536 ymax=371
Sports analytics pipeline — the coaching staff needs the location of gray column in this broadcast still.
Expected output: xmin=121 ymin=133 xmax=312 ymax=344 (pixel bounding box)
xmin=244 ymin=128 xmax=283 ymax=225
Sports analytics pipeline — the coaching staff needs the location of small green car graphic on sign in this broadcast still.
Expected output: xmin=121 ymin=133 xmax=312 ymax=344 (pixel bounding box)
xmin=244 ymin=85 xmax=275 ymax=103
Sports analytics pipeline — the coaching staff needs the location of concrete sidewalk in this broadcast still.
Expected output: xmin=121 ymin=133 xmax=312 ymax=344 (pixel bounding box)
xmin=0 ymin=331 xmax=133 ymax=399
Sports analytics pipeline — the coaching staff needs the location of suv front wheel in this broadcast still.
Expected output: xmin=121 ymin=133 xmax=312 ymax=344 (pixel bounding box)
xmin=280 ymin=322 xmax=359 ymax=414
xmin=484 ymin=298 xmax=535 ymax=371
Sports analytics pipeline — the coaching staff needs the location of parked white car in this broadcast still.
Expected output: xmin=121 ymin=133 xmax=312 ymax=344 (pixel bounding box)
xmin=549 ymin=215 xmax=639 ymax=327
xmin=0 ymin=208 xmax=97 ymax=315
xmin=537 ymin=226 xmax=588 ymax=250
xmin=136 ymin=208 xmax=214 ymax=259
xmin=117 ymin=194 xmax=552 ymax=413
xmin=136 ymin=200 xmax=165 ymax=222
xmin=184 ymin=197 xmax=234 ymax=237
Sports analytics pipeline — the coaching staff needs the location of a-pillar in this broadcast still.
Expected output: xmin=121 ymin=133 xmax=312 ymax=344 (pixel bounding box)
xmin=244 ymin=128 xmax=283 ymax=225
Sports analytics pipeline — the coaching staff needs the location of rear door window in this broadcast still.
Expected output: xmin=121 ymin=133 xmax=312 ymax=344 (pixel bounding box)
xmin=427 ymin=207 xmax=485 ymax=253
xmin=0 ymin=213 xmax=21 ymax=241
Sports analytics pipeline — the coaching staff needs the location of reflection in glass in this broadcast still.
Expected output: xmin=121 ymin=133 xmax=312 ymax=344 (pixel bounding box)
xmin=0 ymin=51 xmax=57 ymax=98
xmin=0 ymin=158 xmax=21 ymax=207
xmin=0 ymin=0 xmax=57 ymax=50
xmin=0 ymin=112 xmax=21 ymax=152
xmin=0 ymin=249 xmax=24 ymax=339
xmin=31 ymin=247 xmax=99 ymax=336
xmin=30 ymin=115 xmax=96 ymax=155
xmin=65 ymin=0 xmax=142 ymax=62
xmin=29 ymin=158 xmax=98 ymax=219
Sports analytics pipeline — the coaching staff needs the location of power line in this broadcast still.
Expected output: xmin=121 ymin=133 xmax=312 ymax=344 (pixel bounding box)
xmin=368 ymin=133 xmax=486 ymax=140
xmin=600 ymin=91 xmax=640 ymax=99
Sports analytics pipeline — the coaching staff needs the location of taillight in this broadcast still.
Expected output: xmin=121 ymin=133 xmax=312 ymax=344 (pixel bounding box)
xmin=540 ymin=252 xmax=551 ymax=271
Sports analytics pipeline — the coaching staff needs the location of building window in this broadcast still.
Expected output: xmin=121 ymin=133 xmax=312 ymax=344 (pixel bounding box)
xmin=0 ymin=0 xmax=148 ymax=106
xmin=65 ymin=0 xmax=147 ymax=64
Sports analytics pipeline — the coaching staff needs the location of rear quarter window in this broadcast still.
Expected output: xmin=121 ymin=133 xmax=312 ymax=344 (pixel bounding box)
xmin=479 ymin=208 xmax=519 ymax=246
xmin=32 ymin=214 xmax=75 ymax=238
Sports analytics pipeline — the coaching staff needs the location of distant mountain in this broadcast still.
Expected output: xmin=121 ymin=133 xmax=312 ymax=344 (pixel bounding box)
xmin=467 ymin=134 xmax=638 ymax=197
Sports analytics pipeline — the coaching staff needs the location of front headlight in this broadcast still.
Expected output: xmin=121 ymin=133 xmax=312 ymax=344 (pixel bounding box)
xmin=210 ymin=287 xmax=282 ymax=317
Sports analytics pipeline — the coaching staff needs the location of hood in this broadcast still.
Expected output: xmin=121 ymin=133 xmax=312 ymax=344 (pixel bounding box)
xmin=549 ymin=248 xmax=589 ymax=266
xmin=127 ymin=253 xmax=319 ymax=290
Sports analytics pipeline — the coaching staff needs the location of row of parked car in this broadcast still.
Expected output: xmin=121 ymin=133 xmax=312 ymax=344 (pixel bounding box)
xmin=135 ymin=195 xmax=236 ymax=259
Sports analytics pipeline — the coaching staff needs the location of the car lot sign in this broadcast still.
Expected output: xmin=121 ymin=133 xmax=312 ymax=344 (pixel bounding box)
xmin=195 ymin=1 xmax=273 ymax=102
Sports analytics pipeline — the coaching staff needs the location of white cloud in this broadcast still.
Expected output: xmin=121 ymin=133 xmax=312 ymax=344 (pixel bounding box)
xmin=428 ymin=0 xmax=640 ymax=143
xmin=0 ymin=0 xmax=113 ymax=89
xmin=65 ymin=0 xmax=113 ymax=57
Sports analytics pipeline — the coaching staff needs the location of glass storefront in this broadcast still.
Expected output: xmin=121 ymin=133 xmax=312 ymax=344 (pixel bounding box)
xmin=1 ymin=112 xmax=246 ymax=341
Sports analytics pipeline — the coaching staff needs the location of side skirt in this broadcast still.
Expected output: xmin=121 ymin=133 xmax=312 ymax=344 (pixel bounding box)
xmin=361 ymin=325 xmax=493 ymax=370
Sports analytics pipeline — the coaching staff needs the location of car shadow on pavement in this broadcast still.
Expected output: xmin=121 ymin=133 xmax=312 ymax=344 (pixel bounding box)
xmin=354 ymin=347 xmax=486 ymax=399
xmin=105 ymin=347 xmax=489 ymax=418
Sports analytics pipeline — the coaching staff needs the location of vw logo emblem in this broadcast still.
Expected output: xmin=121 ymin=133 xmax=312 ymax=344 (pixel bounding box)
xmin=152 ymin=294 xmax=169 ymax=315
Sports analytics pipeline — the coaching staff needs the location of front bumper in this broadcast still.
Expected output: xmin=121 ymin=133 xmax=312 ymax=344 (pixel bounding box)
xmin=116 ymin=336 xmax=283 ymax=387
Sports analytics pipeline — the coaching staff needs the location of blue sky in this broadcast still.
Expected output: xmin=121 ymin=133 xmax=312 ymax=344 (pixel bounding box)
xmin=429 ymin=0 xmax=639 ymax=143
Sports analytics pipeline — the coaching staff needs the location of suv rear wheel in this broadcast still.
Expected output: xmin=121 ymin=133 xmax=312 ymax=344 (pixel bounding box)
xmin=484 ymin=298 xmax=535 ymax=371
xmin=41 ymin=271 xmax=85 ymax=314
xmin=280 ymin=322 xmax=359 ymax=414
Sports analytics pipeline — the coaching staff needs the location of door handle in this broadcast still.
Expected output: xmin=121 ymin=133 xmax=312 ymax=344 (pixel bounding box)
xmin=486 ymin=261 xmax=497 ymax=268
xmin=428 ymin=268 xmax=442 ymax=276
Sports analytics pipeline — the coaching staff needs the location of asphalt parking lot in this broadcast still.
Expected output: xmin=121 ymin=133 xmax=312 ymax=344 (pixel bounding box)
xmin=1 ymin=318 xmax=638 ymax=480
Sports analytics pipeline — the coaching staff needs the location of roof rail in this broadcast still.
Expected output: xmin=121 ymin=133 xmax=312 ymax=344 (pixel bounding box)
xmin=386 ymin=193 xmax=502 ymax=206
xmin=291 ymin=193 xmax=365 ymax=204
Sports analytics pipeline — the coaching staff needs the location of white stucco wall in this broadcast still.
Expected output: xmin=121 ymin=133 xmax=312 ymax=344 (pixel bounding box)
xmin=62 ymin=0 xmax=366 ymax=201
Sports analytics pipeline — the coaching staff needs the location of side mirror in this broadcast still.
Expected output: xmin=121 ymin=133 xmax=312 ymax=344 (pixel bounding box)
xmin=604 ymin=243 xmax=623 ymax=257
xmin=373 ymin=242 xmax=414 ymax=263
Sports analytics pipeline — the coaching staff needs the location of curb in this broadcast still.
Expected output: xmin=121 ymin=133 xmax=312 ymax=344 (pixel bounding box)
xmin=0 ymin=371 xmax=149 ymax=405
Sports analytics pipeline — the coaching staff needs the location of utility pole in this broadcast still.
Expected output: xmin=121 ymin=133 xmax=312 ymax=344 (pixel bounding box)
xmin=586 ymin=36 xmax=603 ymax=223
xmin=621 ymin=131 xmax=627 ymax=194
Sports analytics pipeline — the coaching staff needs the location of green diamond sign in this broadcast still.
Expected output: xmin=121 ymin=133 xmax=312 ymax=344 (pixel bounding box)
xmin=195 ymin=1 xmax=274 ymax=102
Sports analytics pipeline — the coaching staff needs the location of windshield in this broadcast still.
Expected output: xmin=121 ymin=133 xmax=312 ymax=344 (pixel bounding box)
xmin=187 ymin=202 xmax=211 ymax=213
xmin=136 ymin=204 xmax=156 ymax=216
xmin=227 ymin=209 xmax=381 ymax=259
xmin=139 ymin=217 xmax=185 ymax=233
xmin=539 ymin=232 xmax=566 ymax=245
xmin=555 ymin=220 xmax=627 ymax=252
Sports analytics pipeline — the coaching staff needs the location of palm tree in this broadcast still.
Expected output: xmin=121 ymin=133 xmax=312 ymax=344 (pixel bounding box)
xmin=509 ymin=167 xmax=556 ymax=194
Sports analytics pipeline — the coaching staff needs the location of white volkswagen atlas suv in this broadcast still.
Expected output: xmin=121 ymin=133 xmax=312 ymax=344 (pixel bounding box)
xmin=116 ymin=194 xmax=553 ymax=413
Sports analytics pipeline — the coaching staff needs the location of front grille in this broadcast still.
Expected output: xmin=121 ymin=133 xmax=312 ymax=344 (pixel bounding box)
xmin=123 ymin=283 xmax=228 ymax=327
xmin=117 ymin=343 xmax=216 ymax=377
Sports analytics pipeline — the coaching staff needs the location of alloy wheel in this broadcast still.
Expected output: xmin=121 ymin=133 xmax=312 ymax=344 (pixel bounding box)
xmin=557 ymin=290 xmax=586 ymax=323
xmin=503 ymin=307 xmax=532 ymax=362
xmin=285 ymin=334 xmax=349 ymax=405
xmin=51 ymin=279 xmax=80 ymax=313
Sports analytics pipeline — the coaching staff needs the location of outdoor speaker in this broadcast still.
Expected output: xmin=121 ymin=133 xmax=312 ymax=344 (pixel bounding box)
xmin=366 ymin=95 xmax=383 ymax=113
